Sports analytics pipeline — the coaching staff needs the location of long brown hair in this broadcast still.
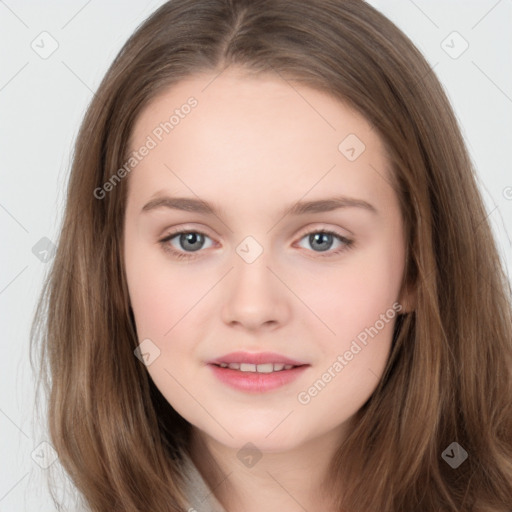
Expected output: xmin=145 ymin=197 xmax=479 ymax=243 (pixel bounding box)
xmin=30 ymin=0 xmax=512 ymax=510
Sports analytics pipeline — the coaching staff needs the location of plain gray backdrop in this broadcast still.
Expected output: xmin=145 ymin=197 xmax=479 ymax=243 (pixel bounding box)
xmin=1 ymin=0 xmax=511 ymax=510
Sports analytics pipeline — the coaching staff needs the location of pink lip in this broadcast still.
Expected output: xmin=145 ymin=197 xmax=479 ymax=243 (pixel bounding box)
xmin=208 ymin=351 xmax=307 ymax=366
xmin=208 ymin=364 xmax=309 ymax=393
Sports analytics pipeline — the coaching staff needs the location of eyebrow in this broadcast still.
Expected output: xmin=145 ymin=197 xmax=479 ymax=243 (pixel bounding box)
xmin=141 ymin=194 xmax=378 ymax=217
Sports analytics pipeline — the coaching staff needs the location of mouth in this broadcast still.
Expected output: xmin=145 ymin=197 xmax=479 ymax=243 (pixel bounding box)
xmin=208 ymin=360 xmax=310 ymax=393
xmin=207 ymin=351 xmax=309 ymax=392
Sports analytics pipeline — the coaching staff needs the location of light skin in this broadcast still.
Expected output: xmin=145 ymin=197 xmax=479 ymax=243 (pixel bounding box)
xmin=123 ymin=67 xmax=414 ymax=512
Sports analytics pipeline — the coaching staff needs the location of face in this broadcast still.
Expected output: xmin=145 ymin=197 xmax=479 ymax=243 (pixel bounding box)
xmin=123 ymin=68 xmax=409 ymax=453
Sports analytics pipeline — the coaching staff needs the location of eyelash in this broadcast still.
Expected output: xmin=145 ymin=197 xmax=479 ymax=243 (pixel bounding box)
xmin=159 ymin=227 xmax=354 ymax=261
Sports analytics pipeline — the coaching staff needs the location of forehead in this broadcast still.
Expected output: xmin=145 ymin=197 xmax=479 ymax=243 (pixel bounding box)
xmin=126 ymin=69 xmax=394 ymax=216
xmin=130 ymin=69 xmax=378 ymax=148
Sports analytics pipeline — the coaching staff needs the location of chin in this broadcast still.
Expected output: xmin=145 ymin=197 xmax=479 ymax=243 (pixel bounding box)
xmin=209 ymin=427 xmax=306 ymax=453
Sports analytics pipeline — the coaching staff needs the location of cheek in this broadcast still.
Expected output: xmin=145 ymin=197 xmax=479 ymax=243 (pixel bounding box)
xmin=299 ymin=244 xmax=404 ymax=346
xmin=125 ymin=241 xmax=204 ymax=337
xmin=126 ymin=270 xmax=170 ymax=337
xmin=296 ymin=262 xmax=401 ymax=424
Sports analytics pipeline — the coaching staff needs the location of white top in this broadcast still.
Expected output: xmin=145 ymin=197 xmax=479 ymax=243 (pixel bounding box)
xmin=179 ymin=450 xmax=228 ymax=512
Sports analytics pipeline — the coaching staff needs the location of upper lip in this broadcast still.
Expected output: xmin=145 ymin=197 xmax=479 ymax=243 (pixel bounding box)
xmin=208 ymin=351 xmax=308 ymax=366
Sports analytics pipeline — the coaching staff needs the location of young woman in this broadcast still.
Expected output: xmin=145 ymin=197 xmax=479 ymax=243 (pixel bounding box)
xmin=30 ymin=1 xmax=512 ymax=511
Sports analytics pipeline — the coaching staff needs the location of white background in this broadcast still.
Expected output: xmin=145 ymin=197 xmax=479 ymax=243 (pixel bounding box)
xmin=1 ymin=0 xmax=511 ymax=509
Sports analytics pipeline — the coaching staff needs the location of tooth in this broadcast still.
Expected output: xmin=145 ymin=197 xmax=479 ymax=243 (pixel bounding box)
xmin=239 ymin=363 xmax=256 ymax=372
xmin=256 ymin=363 xmax=274 ymax=373
xmin=221 ymin=362 xmax=297 ymax=372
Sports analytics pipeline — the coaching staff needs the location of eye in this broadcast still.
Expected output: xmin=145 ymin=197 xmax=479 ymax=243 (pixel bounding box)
xmin=159 ymin=229 xmax=214 ymax=260
xmin=159 ymin=227 xmax=354 ymax=260
xmin=295 ymin=229 xmax=354 ymax=258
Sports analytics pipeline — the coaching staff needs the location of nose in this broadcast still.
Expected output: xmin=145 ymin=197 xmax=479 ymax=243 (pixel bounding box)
xmin=220 ymin=248 xmax=290 ymax=332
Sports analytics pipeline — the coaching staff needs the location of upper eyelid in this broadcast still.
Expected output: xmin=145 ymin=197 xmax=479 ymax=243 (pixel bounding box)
xmin=161 ymin=225 xmax=351 ymax=248
xmin=165 ymin=228 xmax=347 ymax=239
xmin=162 ymin=223 xmax=351 ymax=239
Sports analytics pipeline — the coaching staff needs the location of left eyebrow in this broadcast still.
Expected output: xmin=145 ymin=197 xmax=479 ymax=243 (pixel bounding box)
xmin=140 ymin=195 xmax=378 ymax=217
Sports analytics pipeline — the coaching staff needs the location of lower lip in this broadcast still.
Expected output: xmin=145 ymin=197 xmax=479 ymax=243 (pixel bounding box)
xmin=208 ymin=364 xmax=309 ymax=393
